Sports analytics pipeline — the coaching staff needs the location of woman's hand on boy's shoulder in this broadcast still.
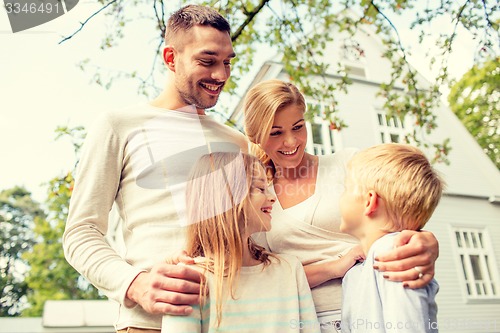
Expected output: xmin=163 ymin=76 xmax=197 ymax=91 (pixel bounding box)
xmin=372 ymin=230 xmax=438 ymax=289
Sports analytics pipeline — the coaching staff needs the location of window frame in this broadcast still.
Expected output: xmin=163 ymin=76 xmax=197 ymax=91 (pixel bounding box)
xmin=305 ymin=102 xmax=342 ymax=156
xmin=339 ymin=38 xmax=368 ymax=80
xmin=373 ymin=108 xmax=411 ymax=144
xmin=450 ymin=226 xmax=500 ymax=303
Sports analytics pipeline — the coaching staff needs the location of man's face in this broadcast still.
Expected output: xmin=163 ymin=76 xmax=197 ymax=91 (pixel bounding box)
xmin=173 ymin=25 xmax=235 ymax=111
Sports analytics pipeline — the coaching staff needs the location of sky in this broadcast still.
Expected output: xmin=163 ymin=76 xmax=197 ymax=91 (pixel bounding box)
xmin=0 ymin=2 xmax=159 ymax=202
xmin=0 ymin=2 xmax=477 ymax=203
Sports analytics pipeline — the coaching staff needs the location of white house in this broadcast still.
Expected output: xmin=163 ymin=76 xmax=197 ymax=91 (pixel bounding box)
xmin=2 ymin=15 xmax=498 ymax=333
xmin=229 ymin=22 xmax=500 ymax=333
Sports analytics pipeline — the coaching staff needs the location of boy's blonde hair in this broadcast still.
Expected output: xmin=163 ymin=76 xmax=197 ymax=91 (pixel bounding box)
xmin=243 ymin=79 xmax=306 ymax=179
xmin=347 ymin=143 xmax=445 ymax=231
xmin=185 ymin=152 xmax=272 ymax=327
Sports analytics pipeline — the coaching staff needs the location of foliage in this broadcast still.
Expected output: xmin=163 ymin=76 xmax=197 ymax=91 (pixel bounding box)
xmin=0 ymin=187 xmax=44 ymax=316
xmin=21 ymin=172 xmax=104 ymax=317
xmin=448 ymin=57 xmax=500 ymax=169
xmin=0 ymin=126 xmax=100 ymax=317
xmin=62 ymin=0 xmax=498 ymax=163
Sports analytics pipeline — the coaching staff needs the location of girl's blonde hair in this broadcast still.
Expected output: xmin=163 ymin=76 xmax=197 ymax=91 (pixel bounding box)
xmin=347 ymin=143 xmax=445 ymax=231
xmin=243 ymin=79 xmax=306 ymax=179
xmin=185 ymin=152 xmax=273 ymax=327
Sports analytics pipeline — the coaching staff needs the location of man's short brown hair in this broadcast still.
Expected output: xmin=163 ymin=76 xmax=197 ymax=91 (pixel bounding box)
xmin=164 ymin=5 xmax=231 ymax=47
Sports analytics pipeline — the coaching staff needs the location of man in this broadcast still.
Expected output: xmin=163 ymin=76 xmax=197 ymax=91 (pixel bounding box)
xmin=63 ymin=5 xmax=247 ymax=332
xmin=63 ymin=4 xmax=438 ymax=333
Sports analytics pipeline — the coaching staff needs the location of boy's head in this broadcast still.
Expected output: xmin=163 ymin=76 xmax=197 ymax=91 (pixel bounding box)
xmin=340 ymin=143 xmax=445 ymax=234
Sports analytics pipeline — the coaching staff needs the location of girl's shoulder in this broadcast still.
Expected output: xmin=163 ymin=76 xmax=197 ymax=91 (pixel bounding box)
xmin=177 ymin=257 xmax=210 ymax=275
xmin=269 ymin=253 xmax=303 ymax=270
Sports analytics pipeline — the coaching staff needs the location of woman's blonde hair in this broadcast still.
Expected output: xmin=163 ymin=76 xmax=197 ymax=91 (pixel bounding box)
xmin=185 ymin=152 xmax=273 ymax=327
xmin=243 ymin=79 xmax=306 ymax=179
xmin=347 ymin=143 xmax=445 ymax=231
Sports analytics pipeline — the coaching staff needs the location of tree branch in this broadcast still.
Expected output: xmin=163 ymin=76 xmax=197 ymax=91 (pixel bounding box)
xmin=140 ymin=37 xmax=164 ymax=91
xmin=369 ymin=1 xmax=421 ymax=98
xmin=231 ymin=0 xmax=270 ymax=42
xmin=59 ymin=0 xmax=118 ymax=45
xmin=153 ymin=0 xmax=166 ymax=38
xmin=447 ymin=0 xmax=469 ymax=55
xmin=481 ymin=0 xmax=500 ymax=50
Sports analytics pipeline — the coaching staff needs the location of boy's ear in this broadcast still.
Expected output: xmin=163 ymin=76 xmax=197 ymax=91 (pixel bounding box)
xmin=163 ymin=46 xmax=176 ymax=71
xmin=364 ymin=190 xmax=379 ymax=216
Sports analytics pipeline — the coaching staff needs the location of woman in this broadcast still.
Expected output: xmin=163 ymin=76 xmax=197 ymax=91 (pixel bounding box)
xmin=243 ymin=79 xmax=439 ymax=332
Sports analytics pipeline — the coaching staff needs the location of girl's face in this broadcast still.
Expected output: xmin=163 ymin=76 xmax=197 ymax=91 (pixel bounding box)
xmin=261 ymin=104 xmax=307 ymax=170
xmin=246 ymin=164 xmax=276 ymax=234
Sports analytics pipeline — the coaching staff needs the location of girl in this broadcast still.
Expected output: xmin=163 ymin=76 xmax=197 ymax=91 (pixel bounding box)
xmin=162 ymin=152 xmax=319 ymax=332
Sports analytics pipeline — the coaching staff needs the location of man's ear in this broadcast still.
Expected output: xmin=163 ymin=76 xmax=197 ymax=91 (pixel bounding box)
xmin=364 ymin=190 xmax=379 ymax=216
xmin=163 ymin=46 xmax=176 ymax=71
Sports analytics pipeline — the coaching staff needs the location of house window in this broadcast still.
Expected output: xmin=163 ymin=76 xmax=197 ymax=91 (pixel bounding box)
xmin=340 ymin=38 xmax=367 ymax=79
xmin=375 ymin=109 xmax=408 ymax=143
xmin=452 ymin=227 xmax=500 ymax=301
xmin=305 ymin=102 xmax=340 ymax=155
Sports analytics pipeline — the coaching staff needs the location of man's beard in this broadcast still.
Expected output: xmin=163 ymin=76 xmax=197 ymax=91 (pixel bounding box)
xmin=177 ymin=76 xmax=221 ymax=110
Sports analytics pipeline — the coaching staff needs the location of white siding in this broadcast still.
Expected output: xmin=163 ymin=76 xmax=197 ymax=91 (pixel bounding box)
xmin=427 ymin=105 xmax=500 ymax=198
xmin=426 ymin=196 xmax=500 ymax=332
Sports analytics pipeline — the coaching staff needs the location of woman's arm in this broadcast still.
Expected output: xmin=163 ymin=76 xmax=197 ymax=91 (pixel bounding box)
xmin=373 ymin=230 xmax=439 ymax=289
xmin=303 ymin=245 xmax=365 ymax=288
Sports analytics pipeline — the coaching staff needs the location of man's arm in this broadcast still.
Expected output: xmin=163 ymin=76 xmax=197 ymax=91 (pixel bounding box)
xmin=62 ymin=113 xmax=201 ymax=314
xmin=373 ymin=230 xmax=439 ymax=289
xmin=63 ymin=112 xmax=140 ymax=303
xmin=126 ymin=252 xmax=202 ymax=315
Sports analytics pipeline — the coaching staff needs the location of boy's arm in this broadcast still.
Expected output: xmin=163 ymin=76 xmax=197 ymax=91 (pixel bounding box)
xmin=378 ymin=275 xmax=439 ymax=333
xmin=373 ymin=230 xmax=439 ymax=288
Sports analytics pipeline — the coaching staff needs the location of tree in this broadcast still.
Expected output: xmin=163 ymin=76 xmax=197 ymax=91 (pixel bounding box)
xmin=21 ymin=173 xmax=104 ymax=317
xmin=448 ymin=57 xmax=500 ymax=169
xmin=18 ymin=126 xmax=103 ymax=317
xmin=0 ymin=187 xmax=44 ymax=316
xmin=1 ymin=126 xmax=91 ymax=317
xmin=61 ymin=0 xmax=498 ymax=163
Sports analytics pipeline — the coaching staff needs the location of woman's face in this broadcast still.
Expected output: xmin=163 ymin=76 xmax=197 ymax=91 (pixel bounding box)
xmin=261 ymin=104 xmax=307 ymax=170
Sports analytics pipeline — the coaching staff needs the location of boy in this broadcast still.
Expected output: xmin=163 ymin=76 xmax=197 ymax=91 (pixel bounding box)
xmin=340 ymin=143 xmax=444 ymax=333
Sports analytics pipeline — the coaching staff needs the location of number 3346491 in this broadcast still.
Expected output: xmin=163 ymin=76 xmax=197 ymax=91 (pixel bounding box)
xmin=5 ymin=2 xmax=62 ymax=14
